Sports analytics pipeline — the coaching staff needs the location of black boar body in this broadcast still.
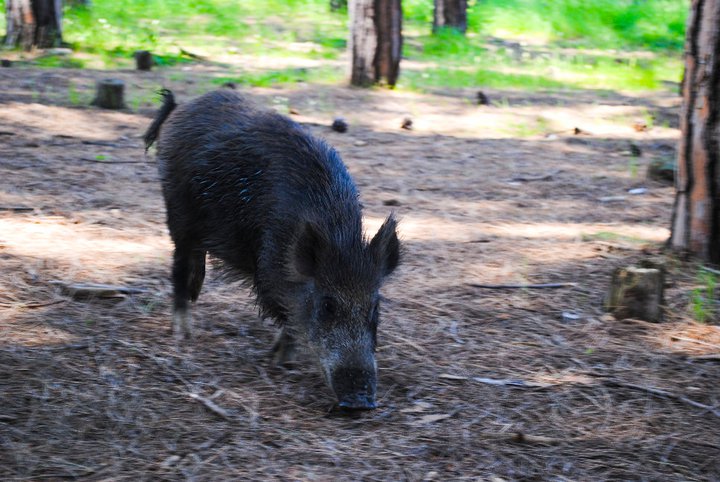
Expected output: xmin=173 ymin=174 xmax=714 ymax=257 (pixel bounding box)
xmin=145 ymin=90 xmax=400 ymax=409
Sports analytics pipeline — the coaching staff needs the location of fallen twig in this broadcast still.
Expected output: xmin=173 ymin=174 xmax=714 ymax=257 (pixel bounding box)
xmin=473 ymin=376 xmax=550 ymax=388
xmin=507 ymin=170 xmax=561 ymax=182
xmin=595 ymin=376 xmax=720 ymax=418
xmin=178 ymin=47 xmax=206 ymax=60
xmin=690 ymin=354 xmax=720 ymax=361
xmin=700 ymin=265 xmax=720 ymax=276
xmin=477 ymin=431 xmax=572 ymax=445
xmin=468 ymin=282 xmax=577 ymax=290
xmin=51 ymin=281 xmax=148 ymax=300
xmin=81 ymin=140 xmax=119 ymax=147
xmin=188 ymin=392 xmax=232 ymax=420
xmin=0 ymin=206 xmax=34 ymax=212
xmin=78 ymin=158 xmax=145 ymax=164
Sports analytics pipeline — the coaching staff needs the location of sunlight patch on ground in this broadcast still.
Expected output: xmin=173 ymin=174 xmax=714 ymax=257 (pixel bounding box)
xmin=0 ymin=102 xmax=145 ymax=140
xmin=655 ymin=322 xmax=720 ymax=357
xmin=482 ymin=221 xmax=668 ymax=242
xmin=367 ymin=213 xmax=669 ymax=244
xmin=0 ymin=217 xmax=170 ymax=279
xmin=0 ymin=321 xmax=80 ymax=348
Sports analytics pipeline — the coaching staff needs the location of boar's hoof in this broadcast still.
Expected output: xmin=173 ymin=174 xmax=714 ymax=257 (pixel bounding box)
xmin=272 ymin=328 xmax=299 ymax=367
xmin=172 ymin=309 xmax=193 ymax=341
xmin=337 ymin=394 xmax=377 ymax=411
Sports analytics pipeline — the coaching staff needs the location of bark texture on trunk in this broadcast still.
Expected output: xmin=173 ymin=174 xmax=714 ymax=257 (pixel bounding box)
xmin=433 ymin=0 xmax=467 ymax=34
xmin=670 ymin=0 xmax=720 ymax=264
xmin=374 ymin=0 xmax=402 ymax=86
xmin=349 ymin=0 xmax=377 ymax=86
xmin=4 ymin=0 xmax=63 ymax=50
xmin=349 ymin=0 xmax=402 ymax=87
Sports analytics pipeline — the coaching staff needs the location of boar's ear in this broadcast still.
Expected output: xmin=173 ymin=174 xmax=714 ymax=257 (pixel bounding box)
xmin=290 ymin=222 xmax=326 ymax=279
xmin=370 ymin=215 xmax=400 ymax=277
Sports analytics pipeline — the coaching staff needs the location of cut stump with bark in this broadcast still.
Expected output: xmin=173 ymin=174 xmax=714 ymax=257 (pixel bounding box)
xmin=91 ymin=79 xmax=126 ymax=110
xmin=606 ymin=266 xmax=664 ymax=322
xmin=133 ymin=50 xmax=153 ymax=71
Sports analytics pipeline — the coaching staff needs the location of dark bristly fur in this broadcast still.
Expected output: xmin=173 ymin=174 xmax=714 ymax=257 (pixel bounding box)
xmin=147 ymin=89 xmax=400 ymax=409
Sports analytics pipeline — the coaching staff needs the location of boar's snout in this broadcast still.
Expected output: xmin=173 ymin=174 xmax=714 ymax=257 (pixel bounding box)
xmin=331 ymin=365 xmax=377 ymax=410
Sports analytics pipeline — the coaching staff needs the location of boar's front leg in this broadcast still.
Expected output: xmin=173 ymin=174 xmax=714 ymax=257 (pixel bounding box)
xmin=272 ymin=327 xmax=299 ymax=367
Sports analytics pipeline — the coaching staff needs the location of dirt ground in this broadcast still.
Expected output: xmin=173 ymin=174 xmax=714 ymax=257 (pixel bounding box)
xmin=1 ymin=65 xmax=719 ymax=481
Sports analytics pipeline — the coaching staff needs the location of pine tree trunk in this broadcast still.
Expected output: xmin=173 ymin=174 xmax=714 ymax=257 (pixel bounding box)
xmin=349 ymin=0 xmax=402 ymax=87
xmin=670 ymin=0 xmax=720 ymax=264
xmin=349 ymin=0 xmax=377 ymax=86
xmin=433 ymin=0 xmax=467 ymax=34
xmin=4 ymin=0 xmax=63 ymax=50
xmin=374 ymin=0 xmax=402 ymax=86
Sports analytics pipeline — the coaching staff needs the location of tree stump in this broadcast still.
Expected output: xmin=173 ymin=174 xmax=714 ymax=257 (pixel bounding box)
xmin=133 ymin=50 xmax=153 ymax=71
xmin=91 ymin=79 xmax=126 ymax=109
xmin=606 ymin=266 xmax=664 ymax=322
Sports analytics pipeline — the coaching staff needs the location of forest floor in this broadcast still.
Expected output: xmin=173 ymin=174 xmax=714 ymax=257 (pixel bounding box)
xmin=1 ymin=63 xmax=719 ymax=481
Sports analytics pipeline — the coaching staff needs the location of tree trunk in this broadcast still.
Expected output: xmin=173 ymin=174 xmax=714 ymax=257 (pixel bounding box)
xmin=433 ymin=0 xmax=467 ymax=34
xmin=349 ymin=0 xmax=402 ymax=87
xmin=4 ymin=0 xmax=63 ymax=50
xmin=670 ymin=0 xmax=720 ymax=264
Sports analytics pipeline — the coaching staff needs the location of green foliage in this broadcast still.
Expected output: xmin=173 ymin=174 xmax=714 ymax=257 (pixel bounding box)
xmin=0 ymin=0 xmax=689 ymax=92
xmin=34 ymin=55 xmax=86 ymax=69
xmin=691 ymin=271 xmax=717 ymax=324
xmin=581 ymin=231 xmax=649 ymax=244
xmin=212 ymin=66 xmax=343 ymax=88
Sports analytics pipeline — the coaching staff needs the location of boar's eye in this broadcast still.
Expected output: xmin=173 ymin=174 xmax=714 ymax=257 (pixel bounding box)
xmin=320 ymin=297 xmax=337 ymax=318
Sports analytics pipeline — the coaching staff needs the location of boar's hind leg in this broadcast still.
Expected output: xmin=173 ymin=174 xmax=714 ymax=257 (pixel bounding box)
xmin=272 ymin=327 xmax=299 ymax=367
xmin=171 ymin=241 xmax=206 ymax=340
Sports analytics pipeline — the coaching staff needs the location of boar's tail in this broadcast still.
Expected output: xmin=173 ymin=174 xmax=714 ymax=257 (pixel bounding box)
xmin=144 ymin=89 xmax=177 ymax=152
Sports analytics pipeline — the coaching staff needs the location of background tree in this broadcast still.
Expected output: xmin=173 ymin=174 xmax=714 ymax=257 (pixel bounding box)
xmin=4 ymin=0 xmax=63 ymax=50
xmin=670 ymin=0 xmax=720 ymax=264
xmin=433 ymin=0 xmax=467 ymax=34
xmin=349 ymin=0 xmax=402 ymax=87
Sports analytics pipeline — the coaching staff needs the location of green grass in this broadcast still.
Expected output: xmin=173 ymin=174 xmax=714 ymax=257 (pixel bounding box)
xmin=691 ymin=271 xmax=717 ymax=323
xmin=581 ymin=231 xmax=650 ymax=245
xmin=0 ymin=0 xmax=689 ymax=92
xmin=405 ymin=0 xmax=689 ymax=50
xmin=211 ymin=66 xmax=343 ymax=88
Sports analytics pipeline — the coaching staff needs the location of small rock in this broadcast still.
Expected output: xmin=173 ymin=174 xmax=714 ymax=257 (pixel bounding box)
xmin=353 ymin=140 xmax=368 ymax=147
xmin=161 ymin=455 xmax=182 ymax=468
xmin=628 ymin=187 xmax=647 ymax=195
xmin=401 ymin=117 xmax=413 ymax=130
xmin=647 ymin=158 xmax=675 ymax=184
xmin=632 ymin=120 xmax=648 ymax=132
xmin=331 ymin=117 xmax=348 ymax=133
xmin=383 ymin=199 xmax=400 ymax=206
xmin=599 ymin=196 xmax=626 ymax=203
xmin=562 ymin=312 xmax=581 ymax=322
